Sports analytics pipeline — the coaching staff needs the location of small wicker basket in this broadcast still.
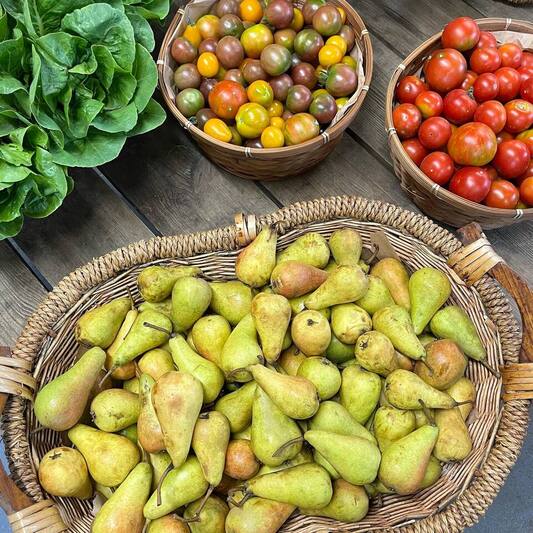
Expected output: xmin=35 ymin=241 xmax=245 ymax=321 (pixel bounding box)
xmin=157 ymin=0 xmax=373 ymax=180
xmin=385 ymin=18 xmax=533 ymax=230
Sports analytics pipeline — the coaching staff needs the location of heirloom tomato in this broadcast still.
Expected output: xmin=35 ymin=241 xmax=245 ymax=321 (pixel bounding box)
xmin=415 ymin=91 xmax=443 ymax=118
xmin=216 ymin=36 xmax=244 ymax=69
xmin=312 ymin=5 xmax=342 ymax=37
xmin=498 ymin=43 xmax=522 ymax=69
xmin=447 ymin=122 xmax=497 ymax=166
xmin=393 ymin=103 xmax=422 ymax=139
xmin=339 ymin=25 xmax=355 ymax=52
xmin=216 ymin=0 xmax=239 ymax=17
xmin=424 ymin=49 xmax=467 ymax=92
xmin=241 ymin=24 xmax=274 ymax=58
xmin=265 ymin=0 xmax=294 ymax=29
xmin=516 ymin=129 xmax=533 ymax=154
xmin=291 ymin=8 xmax=304 ymax=31
xmin=504 ymin=99 xmax=533 ymax=133
xmin=473 ymin=73 xmax=499 ymax=102
xmin=402 ymin=138 xmax=428 ymax=166
xmin=326 ymin=35 xmax=347 ymax=56
xmin=324 ymin=63 xmax=357 ymax=97
xmin=196 ymin=108 xmax=217 ymax=130
xmin=197 ymin=15 xmax=221 ymax=39
xmin=309 ymin=92 xmax=337 ymax=123
xmin=319 ymin=44 xmax=343 ymax=67
xmin=342 ymin=56 xmax=357 ymax=70
xmin=473 ymin=100 xmax=507 ymax=133
xmin=418 ymin=117 xmax=452 ymax=150
xmin=199 ymin=38 xmax=218 ymax=54
xmin=208 ymin=80 xmax=248 ymax=119
xmin=448 ymin=167 xmax=492 ymax=202
xmin=236 ymin=103 xmax=270 ymax=138
xmin=270 ymin=116 xmax=285 ymax=128
xmin=224 ymin=68 xmax=245 ymax=85
xmin=475 ymin=31 xmax=497 ymax=49
xmin=302 ymin=0 xmax=327 ymax=25
xmin=519 ymin=176 xmax=533 ymax=205
xmin=492 ymin=140 xmax=530 ymax=178
xmin=261 ymin=125 xmax=285 ymax=147
xmin=204 ymin=118 xmax=232 ymax=142
xmin=484 ymin=179 xmax=519 ymax=208
xmin=241 ymin=58 xmax=268 ymax=83
xmin=268 ymin=100 xmax=284 ymax=117
xmin=172 ymin=38 xmax=198 ymax=64
xmin=496 ymin=130 xmax=514 ymax=144
xmin=443 ymin=89 xmax=477 ymax=124
xmin=183 ymin=24 xmax=202 ymax=48
xmin=176 ymin=88 xmax=205 ymax=117
xmin=294 ymin=29 xmax=324 ymax=62
xmin=521 ymin=78 xmax=533 ymax=102
xmin=174 ymin=64 xmax=201 ymax=90
xmin=523 ymin=51 xmax=533 ymax=68
xmin=247 ymin=80 xmax=274 ymax=107
xmin=240 ymin=0 xmax=263 ymax=23
xmin=469 ymin=47 xmax=501 ymax=74
xmin=197 ymin=52 xmax=220 ymax=77
xmin=420 ymin=152 xmax=455 ymax=185
xmin=283 ymin=113 xmax=320 ymax=145
xmin=199 ymin=78 xmax=218 ymax=100
xmin=275 ymin=28 xmax=297 ymax=51
xmin=292 ymin=63 xmax=317 ymax=89
xmin=441 ymin=17 xmax=480 ymax=51
xmin=395 ymin=75 xmax=427 ymax=104
xmin=220 ymin=14 xmax=245 ymax=38
xmin=270 ymin=73 xmax=294 ymax=101
xmin=286 ymin=85 xmax=313 ymax=113
xmin=495 ymin=67 xmax=521 ymax=102
xmin=260 ymin=44 xmax=292 ymax=76
xmin=460 ymin=70 xmax=478 ymax=91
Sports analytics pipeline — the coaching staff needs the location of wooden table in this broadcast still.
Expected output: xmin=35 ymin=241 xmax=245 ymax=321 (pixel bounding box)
xmin=1 ymin=0 xmax=532 ymax=531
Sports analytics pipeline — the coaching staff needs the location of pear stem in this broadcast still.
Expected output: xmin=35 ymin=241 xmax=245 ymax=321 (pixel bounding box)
xmin=272 ymin=437 xmax=304 ymax=458
xmin=418 ymin=399 xmax=435 ymax=425
xmin=184 ymin=485 xmax=214 ymax=522
xmin=455 ymin=399 xmax=475 ymax=407
xmin=226 ymin=367 xmax=252 ymax=381
xmin=143 ymin=322 xmax=172 ymax=336
xmin=475 ymin=359 xmax=500 ymax=378
xmin=227 ymin=488 xmax=252 ymax=508
xmin=156 ymin=463 xmax=174 ymax=507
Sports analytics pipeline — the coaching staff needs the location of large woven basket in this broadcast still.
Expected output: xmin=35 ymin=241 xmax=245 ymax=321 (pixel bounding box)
xmin=157 ymin=0 xmax=373 ymax=180
xmin=385 ymin=18 xmax=533 ymax=230
xmin=1 ymin=196 xmax=531 ymax=532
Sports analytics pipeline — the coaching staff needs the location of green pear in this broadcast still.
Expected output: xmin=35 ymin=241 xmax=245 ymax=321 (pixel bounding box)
xmin=374 ymin=406 xmax=416 ymax=451
xmin=434 ymin=408 xmax=472 ymax=462
xmin=296 ymin=357 xmax=341 ymax=400
xmin=358 ymin=259 xmax=370 ymax=273
xmin=250 ymin=364 xmax=319 ymax=419
xmin=420 ymin=455 xmax=442 ymax=489
xmin=324 ymin=259 xmax=338 ymax=273
xmin=191 ymin=315 xmax=231 ymax=367
xmin=373 ymin=480 xmax=395 ymax=494
xmin=233 ymin=425 xmax=251 ymax=440
xmin=147 ymin=515 xmax=190 ymax=533
xmin=90 ymin=388 xmax=140 ymax=432
xmin=68 ymin=424 xmax=139 ymax=487
xmin=120 ymin=424 xmax=138 ymax=443
xmin=396 ymin=350 xmax=415 ymax=371
xmin=304 ymin=430 xmax=381 ymax=485
xmin=138 ymin=348 xmax=174 ymax=380
xmin=278 ymin=345 xmax=307 ymax=375
xmin=414 ymin=409 xmax=433 ymax=428
xmin=171 ymin=276 xmax=212 ymax=332
xmin=419 ymin=333 xmax=437 ymax=347
xmin=430 ymin=305 xmax=486 ymax=361
xmin=378 ymin=424 xmax=439 ymax=495
xmin=221 ymin=314 xmax=263 ymax=382
xmin=225 ymin=497 xmax=295 ymax=533
xmin=75 ymin=297 xmax=131 ymax=348
xmin=209 ymin=281 xmax=252 ymax=326
xmin=373 ymin=305 xmax=426 ymax=360
xmin=143 ymin=456 xmax=208 ymax=519
xmin=149 ymin=451 xmax=172 ymax=491
xmin=301 ymin=479 xmax=369 ymax=522
xmin=446 ymin=377 xmax=476 ymax=420
xmin=288 ymin=293 xmax=330 ymax=320
xmin=355 ymin=275 xmax=395 ymax=315
xmin=184 ymin=495 xmax=228 ymax=533
xmin=291 ymin=310 xmax=331 ymax=356
xmin=313 ymin=449 xmax=340 ymax=479
xmin=409 ymin=267 xmax=451 ymax=335
xmin=138 ymin=374 xmax=165 ymax=453
xmin=339 ymin=364 xmax=381 ymax=424
xmin=355 ymin=331 xmax=398 ymax=376
xmin=138 ymin=300 xmax=173 ymax=320
xmin=95 ymin=483 xmax=114 ymax=500
xmin=251 ymin=386 xmax=302 ymax=466
xmin=371 ymin=258 xmax=411 ymax=310
xmin=152 ymin=371 xmax=203 ymax=468
xmin=257 ymin=449 xmax=313 ymax=475
xmin=224 ymin=439 xmax=260 ymax=480
xmin=93 ymin=462 xmax=152 ymax=533
xmin=329 ymin=228 xmax=363 ymax=266
xmin=277 ymin=232 xmax=330 ymax=268
xmin=34 ymin=346 xmax=106 ymax=431
xmin=305 ymin=265 xmax=368 ymax=310
xmin=124 ymin=377 xmax=139 ymax=394
xmin=325 ymin=333 xmax=354 ymax=364
xmin=270 ymin=261 xmax=328 ymax=299
xmin=215 ymin=381 xmax=256 ymax=433
xmin=282 ymin=329 xmax=292 ymax=350
xmin=138 ymin=265 xmax=201 ymax=302
xmin=251 ymin=293 xmax=291 ymax=363
xmin=331 ymin=304 xmax=372 ymax=344
xmin=38 ymin=447 xmax=92 ymax=499
xmin=236 ymin=225 xmax=277 ymax=287
xmin=106 ymin=309 xmax=139 ymax=380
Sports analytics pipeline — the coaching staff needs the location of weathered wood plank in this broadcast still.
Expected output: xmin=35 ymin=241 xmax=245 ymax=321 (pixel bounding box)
xmin=465 ymin=0 xmax=532 ymax=19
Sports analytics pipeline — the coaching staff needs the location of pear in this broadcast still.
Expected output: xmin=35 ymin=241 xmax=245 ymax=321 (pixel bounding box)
xmin=419 ymin=333 xmax=437 ymax=347
xmin=291 ymin=310 xmax=331 ymax=356
xmin=355 ymin=275 xmax=395 ymax=316
xmin=215 ymin=381 xmax=256 ymax=433
xmin=138 ymin=265 xmax=201 ymax=302
xmin=331 ymin=304 xmax=372 ymax=344
xmin=420 ymin=455 xmax=442 ymax=489
xmin=92 ymin=462 xmax=152 ymax=533
xmin=209 ymin=281 xmax=252 ymax=325
xmin=124 ymin=377 xmax=140 ymax=394
xmin=301 ymin=479 xmax=369 ymax=522
xmin=257 ymin=449 xmax=313 ymax=475
xmin=68 ymin=424 xmax=139 ymax=487
xmin=138 ymin=348 xmax=175 ymax=380
xmin=278 ymin=345 xmax=307 ymax=375
xmin=374 ymin=406 xmax=416 ymax=451
xmin=106 ymin=308 xmax=138 ymax=380
xmin=329 ymin=228 xmax=363 ymax=266
xmin=152 ymin=371 xmax=203 ymax=468
xmin=446 ymin=377 xmax=476 ymax=420
xmin=373 ymin=305 xmax=426 ymax=360
xmin=138 ymin=374 xmax=165 ymax=453
xmin=373 ymin=480 xmax=395 ymax=494
xmin=236 ymin=225 xmax=277 ymax=287
xmin=270 ymin=261 xmax=328 ymax=299
xmin=396 ymin=350 xmax=415 ymax=371
xmin=325 ymin=334 xmax=354 ymax=364
xmin=149 ymin=451 xmax=172 ymax=491
xmin=339 ymin=364 xmax=381 ymax=424
xmin=277 ymin=232 xmax=330 ymax=268
xmin=430 ymin=305 xmax=486 ymax=361
xmin=304 ymin=430 xmax=381 ymax=485
xmin=221 ymin=314 xmax=263 ymax=382
xmin=224 ymin=439 xmax=260 ymax=480
xmin=251 ymin=293 xmax=291 ymax=363
xmin=90 ymin=389 xmax=140 ymax=432
xmin=75 ymin=297 xmax=131 ymax=348
xmin=225 ymin=497 xmax=295 ymax=533
xmin=184 ymin=495 xmax=228 ymax=533
xmin=434 ymin=408 xmax=472 ymax=462
xmin=409 ymin=267 xmax=451 ymax=335
xmin=169 ymin=336 xmax=224 ymax=403
xmin=282 ymin=329 xmax=292 ymax=350
xmin=34 ymin=346 xmax=106 ymax=431
xmin=324 ymin=259 xmax=338 ymax=273
xmin=313 ymin=450 xmax=340 ymax=479
xmin=38 ymin=447 xmax=92 ymax=499
xmin=296 ymin=357 xmax=341 ymax=400
xmin=288 ymin=293 xmax=330 ymax=320
xmin=191 ymin=315 xmax=231 ymax=367
xmin=358 ymin=260 xmax=370 ymax=273
xmin=414 ymin=409 xmax=433 ymax=428
xmin=147 ymin=515 xmax=190 ymax=533
xmin=139 ymin=299 xmax=173 ymax=320
xmin=355 ymin=331 xmax=398 ymax=376
xmin=120 ymin=424 xmax=138 ymax=444
xmin=371 ymin=258 xmax=411 ymax=310
xmin=250 ymin=364 xmax=319 ymax=419
xmin=378 ymin=424 xmax=439 ymax=495
xmin=143 ymin=456 xmax=208 ymax=519
xmin=171 ymin=276 xmax=212 ymax=332
xmin=305 ymin=265 xmax=368 ymax=310
xmin=251 ymin=386 xmax=302 ymax=466
xmin=95 ymin=483 xmax=114 ymax=500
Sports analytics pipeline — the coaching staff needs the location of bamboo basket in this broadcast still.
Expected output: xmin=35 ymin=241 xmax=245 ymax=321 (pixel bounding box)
xmin=1 ymin=196 xmax=532 ymax=533
xmin=385 ymin=18 xmax=533 ymax=229
xmin=157 ymin=0 xmax=373 ymax=180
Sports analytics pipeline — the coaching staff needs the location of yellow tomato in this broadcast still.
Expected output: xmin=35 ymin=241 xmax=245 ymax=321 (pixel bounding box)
xmin=240 ymin=0 xmax=263 ymax=23
xmin=337 ymin=7 xmax=346 ymax=24
xmin=342 ymin=55 xmax=358 ymax=70
xmin=197 ymin=52 xmax=219 ymax=77
xmin=236 ymin=103 xmax=270 ymax=138
xmin=290 ymin=8 xmax=304 ymax=31
xmin=261 ymin=126 xmax=285 ymax=148
xmin=267 ymin=100 xmax=284 ymax=117
xmin=270 ymin=116 xmax=285 ymax=129
xmin=204 ymin=118 xmax=232 ymax=142
xmin=312 ymin=88 xmax=329 ymax=99
xmin=229 ymin=126 xmax=243 ymax=145
xmin=247 ymin=80 xmax=274 ymax=107
xmin=336 ymin=97 xmax=349 ymax=109
xmin=326 ymin=35 xmax=347 ymax=56
xmin=197 ymin=14 xmax=220 ymax=39
xmin=319 ymin=44 xmax=343 ymax=67
xmin=183 ymin=25 xmax=202 ymax=48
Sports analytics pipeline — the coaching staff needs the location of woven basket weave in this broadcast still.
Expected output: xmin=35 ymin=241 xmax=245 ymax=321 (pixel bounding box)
xmin=0 ymin=196 xmax=530 ymax=532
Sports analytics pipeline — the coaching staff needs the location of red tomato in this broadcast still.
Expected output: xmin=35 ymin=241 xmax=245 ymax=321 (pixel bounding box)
xmin=393 ymin=103 xmax=422 ymax=139
xmin=521 ymin=78 xmax=533 ymax=103
xmin=498 ymin=43 xmax=522 ymax=69
xmin=484 ymin=165 xmax=498 ymax=181
xmin=448 ymin=167 xmax=492 ymax=202
xmin=516 ymin=129 xmax=533 ymax=154
xmin=473 ymin=100 xmax=507 ymax=133
xmin=496 ymin=130 xmax=514 ymax=144
xmin=208 ymin=80 xmax=248 ymax=119
xmin=517 ymin=66 xmax=533 ymax=85
xmin=447 ymin=122 xmax=497 ymax=166
xmin=402 ymin=138 xmax=428 ymax=166
xmin=395 ymin=75 xmax=428 ymax=104
xmin=441 ymin=17 xmax=480 ymax=51
xmin=519 ymin=176 xmax=533 ymax=205
xmin=504 ymin=99 xmax=533 ymax=133
xmin=418 ymin=116 xmax=452 ymax=150
xmin=523 ymin=52 xmax=533 ymax=69
xmin=495 ymin=67 xmax=521 ymax=102
xmin=460 ymin=70 xmax=478 ymax=91
xmin=415 ymin=90 xmax=443 ymax=118
xmin=420 ymin=152 xmax=455 ymax=185
xmin=475 ymin=31 xmax=497 ymax=49
xmin=424 ymin=49 xmax=467 ymax=93
xmin=518 ymin=159 xmax=533 ymax=182
xmin=484 ymin=178 xmax=519 ymax=208
xmin=492 ymin=139 xmax=530 ymax=178
xmin=443 ymin=89 xmax=477 ymax=124
xmin=473 ymin=73 xmax=499 ymax=102
xmin=469 ymin=47 xmax=501 ymax=74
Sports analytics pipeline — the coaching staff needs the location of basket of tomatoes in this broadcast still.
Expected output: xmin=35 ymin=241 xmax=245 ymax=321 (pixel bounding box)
xmin=157 ymin=0 xmax=372 ymax=180
xmin=385 ymin=17 xmax=533 ymax=229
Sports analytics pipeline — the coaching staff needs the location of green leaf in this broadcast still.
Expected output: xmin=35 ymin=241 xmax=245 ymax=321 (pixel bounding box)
xmin=128 ymin=98 xmax=165 ymax=137
xmin=132 ymin=43 xmax=157 ymax=113
xmin=0 ymin=74 xmax=25 ymax=95
xmin=0 ymin=160 xmax=32 ymax=189
xmin=0 ymin=35 xmax=26 ymax=76
xmin=0 ymin=176 xmax=32 ymax=221
xmin=0 ymin=143 xmax=33 ymax=166
xmin=0 ymin=216 xmax=23 ymax=239
xmin=9 ymin=125 xmax=49 ymax=149
xmin=128 ymin=0 xmax=170 ymax=21
xmin=127 ymin=12 xmax=155 ymax=52
xmin=92 ymin=44 xmax=116 ymax=91
xmin=63 ymin=96 xmax=104 ymax=139
xmin=0 ymin=9 xmax=9 ymax=41
xmin=106 ymin=71 xmax=137 ymax=110
xmin=92 ymin=101 xmax=138 ymax=133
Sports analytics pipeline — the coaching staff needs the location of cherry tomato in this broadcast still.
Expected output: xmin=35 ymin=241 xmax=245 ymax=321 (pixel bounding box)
xmin=323 ymin=63 xmax=357 ymax=97
xmin=292 ymin=63 xmax=317 ymax=89
xmin=261 ymin=125 xmax=285 ymax=147
xmin=241 ymin=58 xmax=268 ymax=83
xmin=516 ymin=129 xmax=533 ymax=154
xmin=415 ymin=90 xmax=443 ymax=118
xmin=484 ymin=178 xmax=519 ymax=208
xmin=473 ymin=73 xmax=499 ymax=102
xmin=216 ymin=0 xmax=239 ymax=17
xmin=395 ymin=75 xmax=428 ymax=104
xmin=270 ymin=116 xmax=285 ymax=128
xmin=220 ymin=14 xmax=245 ymax=38
xmin=498 ymin=43 xmax=522 ymax=69
xmin=475 ymin=31 xmax=497 ymax=49
xmin=197 ymin=15 xmax=221 ymax=39
xmin=326 ymin=35 xmax=347 ymax=56
xmin=204 ymin=118 xmax=232 ymax=142
xmin=519 ymin=176 xmax=533 ymax=205
xmin=337 ymin=7 xmax=346 ymax=24
xmin=265 ymin=0 xmax=294 ymax=30
xmin=216 ymin=36 xmax=244 ymax=69
xmin=283 ymin=112 xmax=320 ymax=145
xmin=224 ymin=68 xmax=245 ymax=85
xmin=241 ymin=24 xmax=274 ymax=58
xmin=174 ymin=63 xmax=201 ymax=90
xmin=449 ymin=167 xmax=492 ymax=202
xmin=418 ymin=116 xmax=452 ymax=149
xmin=312 ymin=5 xmax=342 ymax=37
xmin=517 ymin=66 xmax=533 ymax=85
xmin=270 ymin=73 xmax=293 ymax=101
xmin=183 ymin=24 xmax=202 ymax=48
xmin=448 ymin=122 xmax=497 ymax=166
xmin=309 ymin=92 xmax=337 ymax=123
xmin=274 ymin=28 xmax=296 ymax=51
xmin=492 ymin=139 xmax=530 ymax=178
xmin=195 ymin=108 xmax=217 ymax=130
xmin=199 ymin=78 xmax=217 ymax=100
xmin=460 ymin=70 xmax=478 ymax=91
xmin=402 ymin=138 xmax=428 ymax=166
xmin=441 ymin=17 xmax=480 ymax=51
xmin=341 ymin=56 xmax=357 ymax=70
xmin=267 ymin=100 xmax=284 ymax=117
xmin=291 ymin=8 xmax=304 ymax=31
xmin=286 ymin=84 xmax=312 ymax=113
xmin=208 ymin=80 xmax=248 ymax=119
xmin=302 ymin=0 xmax=326 ymax=25
xmin=236 ymin=102 xmax=270 ymax=138
xmin=484 ymin=165 xmax=498 ymax=181
xmin=504 ymin=99 xmax=533 ymax=133
xmin=260 ymin=43 xmax=292 ymax=76
xmin=336 ymin=97 xmax=349 ymax=109
xmin=523 ymin=51 xmax=533 ymax=69
xmin=443 ymin=89 xmax=477 ymax=124
xmin=420 ymin=152 xmax=455 ymax=185
xmin=339 ymin=25 xmax=355 ymax=52
xmin=318 ymin=44 xmax=343 ymax=67
xmin=474 ymin=100 xmax=507 ymax=133
xmin=247 ymin=80 xmax=274 ymax=107
xmin=240 ymin=0 xmax=263 ymax=23
xmin=496 ymin=130 xmax=514 ymax=144
xmin=393 ymin=103 xmax=422 ymax=139
xmin=245 ymin=137 xmax=263 ymax=148
xmin=495 ymin=67 xmax=521 ymax=102
xmin=199 ymin=38 xmax=218 ymax=55
xmin=176 ymin=88 xmax=205 ymax=118
xmin=469 ymin=47 xmax=501 ymax=74
xmin=521 ymin=77 xmax=533 ymax=103
xmin=424 ymin=49 xmax=467 ymax=92
xmin=172 ymin=37 xmax=198 ymax=64
xmin=294 ymin=29 xmax=324 ymax=63
xmin=197 ymin=52 xmax=219 ymax=77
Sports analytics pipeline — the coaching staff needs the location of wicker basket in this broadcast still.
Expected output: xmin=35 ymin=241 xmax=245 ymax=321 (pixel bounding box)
xmin=385 ymin=18 xmax=533 ymax=230
xmin=157 ymin=0 xmax=373 ymax=180
xmin=1 ymin=196 xmax=531 ymax=533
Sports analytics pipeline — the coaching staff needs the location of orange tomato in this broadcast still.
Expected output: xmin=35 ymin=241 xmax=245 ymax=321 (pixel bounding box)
xmin=319 ymin=44 xmax=343 ymax=67
xmin=267 ymin=100 xmax=284 ymax=117
xmin=290 ymin=8 xmax=304 ymax=31
xmin=183 ymin=25 xmax=202 ymax=48
xmin=270 ymin=116 xmax=285 ymax=128
xmin=240 ymin=0 xmax=263 ymax=23
xmin=197 ymin=15 xmax=220 ymax=39
xmin=261 ymin=126 xmax=285 ymax=147
xmin=204 ymin=118 xmax=232 ymax=142
xmin=197 ymin=52 xmax=219 ymax=77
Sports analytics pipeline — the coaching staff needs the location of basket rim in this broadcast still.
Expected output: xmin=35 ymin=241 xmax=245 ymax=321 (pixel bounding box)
xmin=384 ymin=17 xmax=533 ymax=220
